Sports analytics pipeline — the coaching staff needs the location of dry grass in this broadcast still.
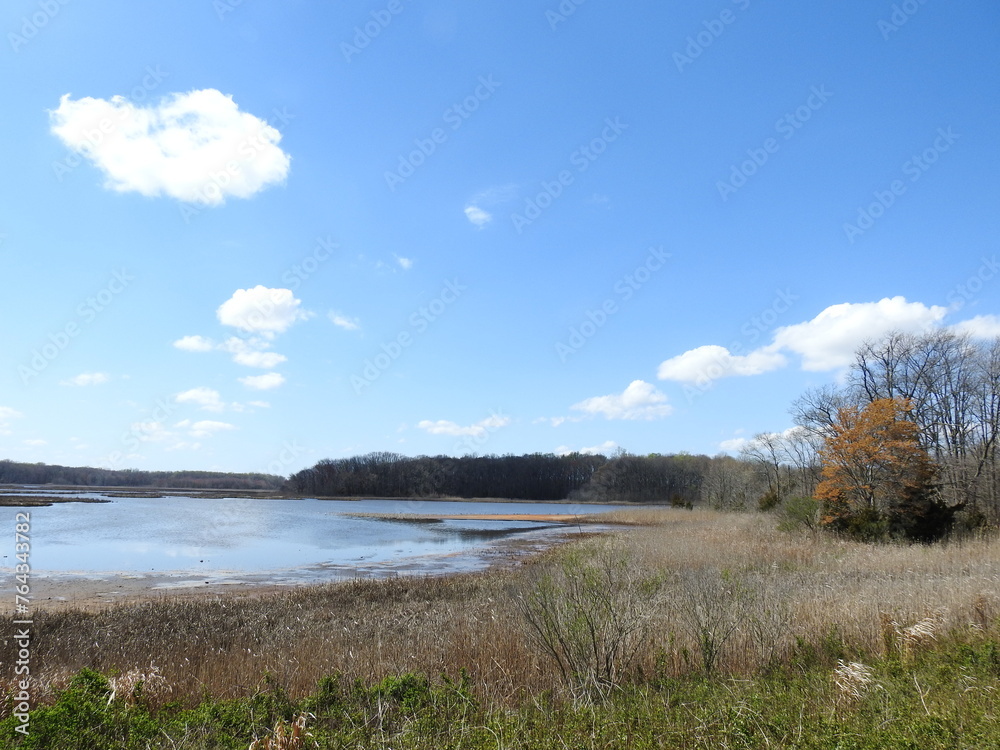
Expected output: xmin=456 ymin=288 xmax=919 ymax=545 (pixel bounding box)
xmin=1 ymin=508 xmax=997 ymax=712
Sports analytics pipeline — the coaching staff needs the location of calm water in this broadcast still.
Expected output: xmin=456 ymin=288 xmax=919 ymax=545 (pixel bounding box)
xmin=0 ymin=492 xmax=623 ymax=582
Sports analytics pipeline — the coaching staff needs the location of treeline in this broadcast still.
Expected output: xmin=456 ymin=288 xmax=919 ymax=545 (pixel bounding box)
xmin=722 ymin=330 xmax=1000 ymax=540
xmin=287 ymin=451 xmax=713 ymax=504
xmin=0 ymin=460 xmax=284 ymax=490
xmin=795 ymin=330 xmax=1000 ymax=526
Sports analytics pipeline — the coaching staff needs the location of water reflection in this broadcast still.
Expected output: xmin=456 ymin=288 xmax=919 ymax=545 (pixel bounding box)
xmin=0 ymin=493 xmax=622 ymax=579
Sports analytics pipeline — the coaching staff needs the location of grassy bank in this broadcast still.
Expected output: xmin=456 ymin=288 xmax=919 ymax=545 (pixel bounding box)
xmin=1 ymin=508 xmax=998 ymax=747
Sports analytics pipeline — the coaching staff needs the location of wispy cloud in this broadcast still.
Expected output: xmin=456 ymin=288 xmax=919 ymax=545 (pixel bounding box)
xmin=463 ymin=205 xmax=492 ymax=228
xmin=328 ymin=311 xmax=361 ymax=331
xmin=464 ymin=184 xmax=519 ymax=228
xmin=0 ymin=406 xmax=22 ymax=435
xmin=61 ymin=372 xmax=110 ymax=386
xmin=239 ymin=372 xmax=286 ymax=390
xmin=417 ymin=414 xmax=511 ymax=437
xmin=175 ymin=387 xmax=225 ymax=412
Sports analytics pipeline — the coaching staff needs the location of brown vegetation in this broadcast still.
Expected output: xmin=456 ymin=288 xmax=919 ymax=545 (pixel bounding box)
xmin=1 ymin=508 xmax=997 ymax=713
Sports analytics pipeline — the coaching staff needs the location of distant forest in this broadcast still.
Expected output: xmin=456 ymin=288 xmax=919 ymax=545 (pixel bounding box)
xmin=0 ymin=460 xmax=284 ymax=490
xmin=287 ymin=452 xmax=718 ymax=504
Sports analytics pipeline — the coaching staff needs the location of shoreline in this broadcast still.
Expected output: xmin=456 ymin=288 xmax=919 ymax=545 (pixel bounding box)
xmin=15 ymin=525 xmax=598 ymax=613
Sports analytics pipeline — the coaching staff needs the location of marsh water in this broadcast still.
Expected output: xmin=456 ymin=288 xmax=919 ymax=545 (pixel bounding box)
xmin=0 ymin=491 xmax=624 ymax=586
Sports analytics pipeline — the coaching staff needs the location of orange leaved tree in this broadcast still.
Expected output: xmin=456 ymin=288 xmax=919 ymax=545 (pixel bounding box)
xmin=815 ymin=398 xmax=954 ymax=541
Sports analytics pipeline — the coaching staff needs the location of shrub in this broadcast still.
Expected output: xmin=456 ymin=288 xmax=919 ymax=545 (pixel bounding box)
xmin=515 ymin=542 xmax=663 ymax=701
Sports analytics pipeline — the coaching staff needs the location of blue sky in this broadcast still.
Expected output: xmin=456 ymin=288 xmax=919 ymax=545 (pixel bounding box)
xmin=1 ymin=0 xmax=998 ymax=475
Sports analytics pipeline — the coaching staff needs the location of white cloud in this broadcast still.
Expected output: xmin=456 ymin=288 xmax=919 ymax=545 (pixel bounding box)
xmin=657 ymin=297 xmax=949 ymax=383
xmin=239 ymin=372 xmax=286 ymax=390
xmin=49 ymin=89 xmax=290 ymax=206
xmin=61 ymin=372 xmax=110 ymax=386
xmin=175 ymin=387 xmax=225 ymax=412
xmin=718 ymin=437 xmax=749 ymax=453
xmin=417 ymin=414 xmax=512 ymax=437
xmin=234 ymin=350 xmax=287 ymax=368
xmin=218 ymin=337 xmax=286 ymax=369
xmin=328 ymin=311 xmax=360 ymax=331
xmin=22 ymin=439 xmax=47 ymax=447
xmin=771 ymin=297 xmax=947 ymax=371
xmin=556 ymin=440 xmax=619 ymax=457
xmin=534 ymin=416 xmax=572 ymax=427
xmin=570 ymin=380 xmax=673 ymax=420
xmin=657 ymin=346 xmax=786 ymax=383
xmin=0 ymin=406 xmax=22 ymax=435
xmin=217 ymin=286 xmax=311 ymax=338
xmin=248 ymin=400 xmax=271 ymax=408
xmin=188 ymin=420 xmax=236 ymax=439
xmin=173 ymin=335 xmax=214 ymax=352
xmin=464 ymin=205 xmax=492 ymax=227
xmin=394 ymin=254 xmax=413 ymax=270
xmin=952 ymin=314 xmax=1000 ymax=340
xmin=130 ymin=421 xmax=171 ymax=443
xmin=166 ymin=441 xmax=201 ymax=452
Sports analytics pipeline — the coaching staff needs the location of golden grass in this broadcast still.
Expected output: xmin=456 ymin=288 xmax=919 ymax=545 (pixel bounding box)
xmin=2 ymin=508 xmax=997 ymax=712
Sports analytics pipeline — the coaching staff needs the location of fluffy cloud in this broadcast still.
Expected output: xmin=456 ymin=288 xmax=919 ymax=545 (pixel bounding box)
xmin=173 ymin=335 xmax=214 ymax=352
xmin=239 ymin=372 xmax=286 ymax=390
xmin=217 ymin=286 xmax=311 ymax=338
xmin=658 ymin=297 xmax=951 ymax=383
xmin=23 ymin=439 xmax=48 ymax=447
xmin=570 ymin=380 xmax=673 ymax=420
xmin=657 ymin=346 xmax=786 ymax=383
xmin=417 ymin=414 xmax=511 ymax=437
xmin=175 ymin=387 xmax=225 ymax=412
xmin=394 ymin=255 xmax=413 ymax=270
xmin=328 ymin=311 xmax=360 ymax=331
xmin=952 ymin=314 xmax=1000 ymax=340
xmin=61 ymin=372 xmax=110 ymax=386
xmin=49 ymin=89 xmax=290 ymax=206
xmin=771 ymin=297 xmax=947 ymax=371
